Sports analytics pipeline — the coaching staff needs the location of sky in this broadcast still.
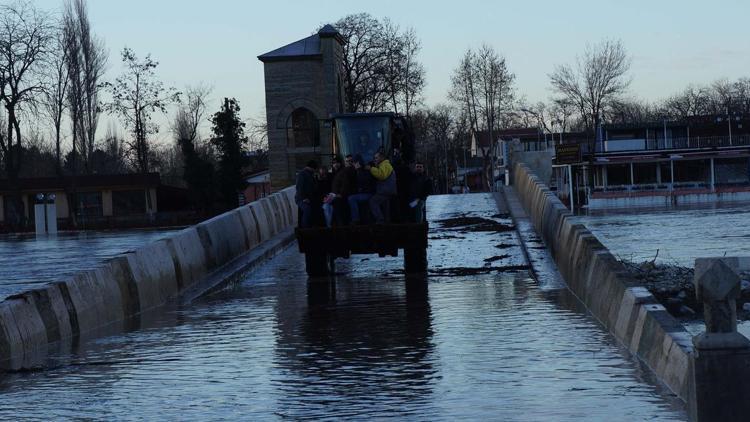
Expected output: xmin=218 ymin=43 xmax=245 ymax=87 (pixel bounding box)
xmin=33 ymin=0 xmax=750 ymax=143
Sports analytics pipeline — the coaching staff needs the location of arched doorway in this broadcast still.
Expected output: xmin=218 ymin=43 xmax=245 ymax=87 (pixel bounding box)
xmin=287 ymin=108 xmax=320 ymax=148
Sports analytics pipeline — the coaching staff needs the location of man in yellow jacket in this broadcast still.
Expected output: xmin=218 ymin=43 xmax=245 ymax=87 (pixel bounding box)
xmin=365 ymin=150 xmax=397 ymax=223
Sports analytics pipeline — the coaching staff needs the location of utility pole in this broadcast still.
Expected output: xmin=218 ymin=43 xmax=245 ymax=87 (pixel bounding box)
xmin=727 ymin=107 xmax=733 ymax=146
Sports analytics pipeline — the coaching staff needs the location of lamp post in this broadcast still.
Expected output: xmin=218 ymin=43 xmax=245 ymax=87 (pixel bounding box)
xmin=727 ymin=107 xmax=733 ymax=146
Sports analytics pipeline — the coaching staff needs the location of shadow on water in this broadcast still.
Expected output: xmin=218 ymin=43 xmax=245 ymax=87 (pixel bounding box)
xmin=270 ymin=275 xmax=436 ymax=418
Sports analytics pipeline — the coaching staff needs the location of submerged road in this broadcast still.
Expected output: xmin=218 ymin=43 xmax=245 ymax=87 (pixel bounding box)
xmin=0 ymin=193 xmax=687 ymax=420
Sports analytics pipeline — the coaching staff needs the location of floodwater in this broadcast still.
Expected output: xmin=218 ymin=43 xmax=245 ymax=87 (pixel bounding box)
xmin=0 ymin=195 xmax=686 ymax=420
xmin=575 ymin=202 xmax=750 ymax=342
xmin=0 ymin=229 xmax=178 ymax=299
xmin=574 ymin=202 xmax=750 ymax=266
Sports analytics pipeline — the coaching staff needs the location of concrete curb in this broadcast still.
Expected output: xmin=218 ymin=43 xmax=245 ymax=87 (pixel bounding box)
xmin=0 ymin=187 xmax=297 ymax=370
xmin=513 ymin=163 xmax=692 ymax=402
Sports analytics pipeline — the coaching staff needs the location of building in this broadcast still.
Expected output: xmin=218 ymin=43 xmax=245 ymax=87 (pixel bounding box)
xmin=561 ymin=114 xmax=750 ymax=209
xmin=241 ymin=170 xmax=271 ymax=204
xmin=470 ymin=128 xmax=550 ymax=190
xmin=0 ymin=173 xmax=198 ymax=232
xmin=258 ymin=25 xmax=346 ymax=192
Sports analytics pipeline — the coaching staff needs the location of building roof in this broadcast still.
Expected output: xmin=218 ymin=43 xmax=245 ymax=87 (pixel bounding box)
xmin=258 ymin=25 xmax=344 ymax=62
xmin=245 ymin=170 xmax=270 ymax=184
xmin=605 ymin=114 xmax=750 ymax=131
xmin=495 ymin=127 xmax=541 ymax=139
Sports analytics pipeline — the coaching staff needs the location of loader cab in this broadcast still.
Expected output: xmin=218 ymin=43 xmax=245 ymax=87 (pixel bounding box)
xmin=332 ymin=112 xmax=411 ymax=163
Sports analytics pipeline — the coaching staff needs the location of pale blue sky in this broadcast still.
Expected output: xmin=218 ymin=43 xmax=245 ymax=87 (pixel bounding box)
xmin=34 ymin=0 xmax=750 ymax=141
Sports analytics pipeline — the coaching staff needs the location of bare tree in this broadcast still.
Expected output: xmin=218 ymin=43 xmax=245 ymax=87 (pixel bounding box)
xmin=0 ymin=1 xmax=53 ymax=183
xmin=381 ymin=22 xmax=424 ymax=117
xmin=63 ymin=0 xmax=107 ymax=174
xmin=450 ymin=45 xmax=515 ymax=189
xmin=106 ymin=47 xmax=179 ymax=211
xmin=333 ymin=14 xmax=425 ymax=115
xmin=475 ymin=45 xmax=515 ymax=138
xmin=246 ymin=114 xmax=269 ymax=153
xmin=42 ymin=28 xmax=69 ymax=175
xmin=449 ymin=50 xmax=480 ymax=136
xmin=549 ymin=39 xmax=631 ymax=134
xmin=661 ymin=85 xmax=708 ymax=119
xmin=173 ymin=83 xmax=211 ymax=145
xmin=607 ymin=97 xmax=659 ymax=125
xmin=550 ymin=98 xmax=578 ymax=133
xmin=172 ymin=85 xmax=218 ymax=211
xmin=425 ymin=104 xmax=454 ymax=192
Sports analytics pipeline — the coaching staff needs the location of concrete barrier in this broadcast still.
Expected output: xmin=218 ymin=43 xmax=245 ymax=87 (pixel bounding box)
xmin=196 ymin=210 xmax=250 ymax=270
xmin=0 ymin=187 xmax=297 ymax=370
xmin=512 ymin=163 xmax=692 ymax=401
xmin=250 ymin=201 xmax=275 ymax=242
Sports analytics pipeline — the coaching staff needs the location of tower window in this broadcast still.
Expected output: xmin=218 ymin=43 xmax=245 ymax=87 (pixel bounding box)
xmin=287 ymin=108 xmax=320 ymax=148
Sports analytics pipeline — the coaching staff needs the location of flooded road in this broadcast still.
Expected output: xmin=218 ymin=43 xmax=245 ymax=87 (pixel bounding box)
xmin=574 ymin=202 xmax=750 ymax=267
xmin=0 ymin=195 xmax=686 ymax=420
xmin=0 ymin=229 xmax=178 ymax=299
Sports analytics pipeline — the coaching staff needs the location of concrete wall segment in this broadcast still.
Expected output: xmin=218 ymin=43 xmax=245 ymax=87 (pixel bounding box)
xmin=0 ymin=186 xmax=298 ymax=368
xmin=250 ymin=202 xmax=274 ymax=242
xmin=196 ymin=211 xmax=249 ymax=268
xmin=236 ymin=206 xmax=262 ymax=248
xmin=163 ymin=227 xmax=209 ymax=290
xmin=513 ymin=162 xmax=692 ymax=401
xmin=5 ymin=295 xmax=48 ymax=366
xmin=24 ymin=285 xmax=73 ymax=345
xmin=0 ymin=302 xmax=21 ymax=364
xmin=124 ymin=240 xmax=180 ymax=312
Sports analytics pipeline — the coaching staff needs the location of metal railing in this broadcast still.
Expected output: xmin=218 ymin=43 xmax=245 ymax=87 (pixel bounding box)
xmin=588 ymin=134 xmax=750 ymax=154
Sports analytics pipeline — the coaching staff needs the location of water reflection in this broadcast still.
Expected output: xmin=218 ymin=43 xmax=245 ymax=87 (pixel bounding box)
xmin=272 ymin=276 xmax=436 ymax=419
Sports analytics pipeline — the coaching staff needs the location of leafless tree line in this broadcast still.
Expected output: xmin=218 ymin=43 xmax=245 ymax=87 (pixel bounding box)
xmin=532 ymin=39 xmax=750 ymax=134
xmin=0 ymin=0 xmax=108 ymax=183
xmin=334 ymin=13 xmax=425 ymax=116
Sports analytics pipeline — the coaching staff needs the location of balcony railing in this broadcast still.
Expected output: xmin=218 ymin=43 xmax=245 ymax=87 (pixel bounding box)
xmin=580 ymin=134 xmax=750 ymax=154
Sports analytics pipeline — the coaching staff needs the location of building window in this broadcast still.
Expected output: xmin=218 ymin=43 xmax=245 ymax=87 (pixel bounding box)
xmin=77 ymin=191 xmax=103 ymax=218
xmin=287 ymin=108 xmax=320 ymax=148
xmin=113 ymin=190 xmax=146 ymax=216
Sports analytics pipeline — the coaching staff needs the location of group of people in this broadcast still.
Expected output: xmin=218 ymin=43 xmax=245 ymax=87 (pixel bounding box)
xmin=295 ymin=149 xmax=432 ymax=228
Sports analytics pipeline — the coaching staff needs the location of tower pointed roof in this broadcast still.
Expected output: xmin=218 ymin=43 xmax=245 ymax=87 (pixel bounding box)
xmin=258 ymin=24 xmax=344 ymax=62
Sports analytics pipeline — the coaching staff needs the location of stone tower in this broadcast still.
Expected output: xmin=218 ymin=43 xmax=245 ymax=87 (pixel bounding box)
xmin=258 ymin=25 xmax=346 ymax=191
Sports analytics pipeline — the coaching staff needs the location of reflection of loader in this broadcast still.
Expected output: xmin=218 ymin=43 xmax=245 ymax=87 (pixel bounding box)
xmin=295 ymin=113 xmax=429 ymax=277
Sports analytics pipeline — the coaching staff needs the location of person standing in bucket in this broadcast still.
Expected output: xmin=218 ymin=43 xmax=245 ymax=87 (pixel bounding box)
xmin=408 ymin=161 xmax=432 ymax=223
xmin=348 ymin=154 xmax=375 ymax=224
xmin=366 ymin=149 xmax=397 ymax=224
xmin=295 ymin=160 xmax=318 ymax=228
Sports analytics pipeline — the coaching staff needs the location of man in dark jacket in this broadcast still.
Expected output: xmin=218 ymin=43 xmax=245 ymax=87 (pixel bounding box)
xmin=408 ymin=161 xmax=432 ymax=223
xmin=329 ymin=155 xmax=356 ymax=225
xmin=295 ymin=160 xmax=318 ymax=228
xmin=348 ymin=154 xmax=376 ymax=224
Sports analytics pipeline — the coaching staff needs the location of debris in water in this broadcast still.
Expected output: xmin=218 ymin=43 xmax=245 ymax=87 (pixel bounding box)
xmin=436 ymin=215 xmax=515 ymax=233
xmin=483 ymin=255 xmax=511 ymax=263
xmin=428 ymin=265 xmax=529 ymax=276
